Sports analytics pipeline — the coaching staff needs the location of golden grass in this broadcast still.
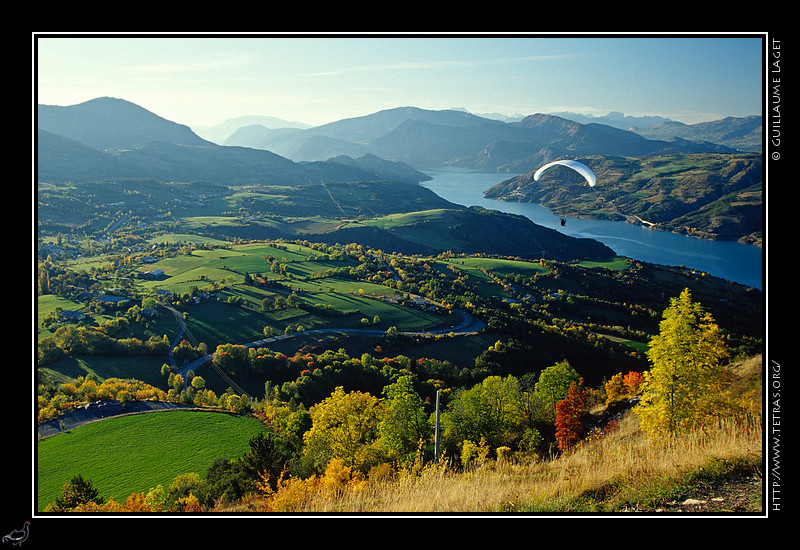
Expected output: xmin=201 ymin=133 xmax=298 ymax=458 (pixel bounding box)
xmin=219 ymin=409 xmax=762 ymax=514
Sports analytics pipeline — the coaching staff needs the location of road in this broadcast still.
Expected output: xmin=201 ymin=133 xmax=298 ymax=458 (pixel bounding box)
xmin=169 ymin=305 xmax=486 ymax=382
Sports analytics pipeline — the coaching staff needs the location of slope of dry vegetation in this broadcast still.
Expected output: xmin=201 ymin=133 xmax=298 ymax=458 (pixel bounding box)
xmin=214 ymin=356 xmax=762 ymax=514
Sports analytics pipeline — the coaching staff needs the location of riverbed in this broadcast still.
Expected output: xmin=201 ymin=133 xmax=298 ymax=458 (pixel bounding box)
xmin=421 ymin=170 xmax=763 ymax=290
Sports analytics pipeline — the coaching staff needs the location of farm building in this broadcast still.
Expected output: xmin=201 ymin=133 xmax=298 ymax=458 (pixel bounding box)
xmin=139 ymin=269 xmax=165 ymax=280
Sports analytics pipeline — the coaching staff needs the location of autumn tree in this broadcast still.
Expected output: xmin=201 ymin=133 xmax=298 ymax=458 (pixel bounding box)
xmin=622 ymin=371 xmax=644 ymax=395
xmin=604 ymin=372 xmax=625 ymax=405
xmin=303 ymin=386 xmax=386 ymax=474
xmin=605 ymin=371 xmax=644 ymax=405
xmin=633 ymin=288 xmax=729 ymax=437
xmin=555 ymin=378 xmax=587 ymax=451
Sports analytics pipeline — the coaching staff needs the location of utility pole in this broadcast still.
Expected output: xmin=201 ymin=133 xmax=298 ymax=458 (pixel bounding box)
xmin=435 ymin=390 xmax=441 ymax=464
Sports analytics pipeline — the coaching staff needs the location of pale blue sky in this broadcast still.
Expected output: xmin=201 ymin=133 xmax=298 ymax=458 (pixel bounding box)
xmin=34 ymin=33 xmax=765 ymax=129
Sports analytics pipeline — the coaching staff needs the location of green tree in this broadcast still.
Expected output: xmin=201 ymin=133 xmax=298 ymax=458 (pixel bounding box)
xmin=442 ymin=375 xmax=523 ymax=453
xmin=534 ymin=360 xmax=580 ymax=419
xmin=238 ymin=431 xmax=293 ymax=491
xmin=378 ymin=375 xmax=432 ymax=464
xmin=633 ymin=288 xmax=729 ymax=437
xmin=50 ymin=474 xmax=104 ymax=511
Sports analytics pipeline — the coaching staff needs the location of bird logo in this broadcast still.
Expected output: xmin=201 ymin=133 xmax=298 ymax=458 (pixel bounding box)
xmin=2 ymin=522 xmax=29 ymax=547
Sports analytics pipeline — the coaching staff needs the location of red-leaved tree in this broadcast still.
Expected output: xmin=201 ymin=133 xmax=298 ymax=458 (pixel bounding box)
xmin=555 ymin=378 xmax=587 ymax=452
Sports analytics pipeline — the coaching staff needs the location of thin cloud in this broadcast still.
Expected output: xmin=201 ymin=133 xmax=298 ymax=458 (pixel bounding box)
xmin=301 ymin=54 xmax=575 ymax=78
xmin=127 ymin=53 xmax=258 ymax=76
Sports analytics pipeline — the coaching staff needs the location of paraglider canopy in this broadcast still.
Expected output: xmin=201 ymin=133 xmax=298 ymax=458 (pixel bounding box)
xmin=533 ymin=159 xmax=596 ymax=187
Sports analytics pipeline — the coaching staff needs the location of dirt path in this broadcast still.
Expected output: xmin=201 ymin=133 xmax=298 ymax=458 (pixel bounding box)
xmin=619 ymin=472 xmax=763 ymax=513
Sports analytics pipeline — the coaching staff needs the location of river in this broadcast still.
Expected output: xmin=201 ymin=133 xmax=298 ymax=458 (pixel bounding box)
xmin=420 ymin=170 xmax=763 ymax=290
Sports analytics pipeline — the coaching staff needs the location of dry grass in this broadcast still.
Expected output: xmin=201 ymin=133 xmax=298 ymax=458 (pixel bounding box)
xmin=216 ymin=356 xmax=764 ymax=514
xmin=219 ymin=409 xmax=762 ymax=514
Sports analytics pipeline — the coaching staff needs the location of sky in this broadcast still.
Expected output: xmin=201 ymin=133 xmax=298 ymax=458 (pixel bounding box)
xmin=34 ymin=33 xmax=765 ymax=130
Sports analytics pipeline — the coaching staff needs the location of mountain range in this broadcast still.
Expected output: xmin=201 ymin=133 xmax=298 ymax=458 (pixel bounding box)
xmin=35 ymin=97 xmax=617 ymax=260
xmin=35 ymin=97 xmax=761 ymax=254
xmin=218 ymin=106 xmax=755 ymax=172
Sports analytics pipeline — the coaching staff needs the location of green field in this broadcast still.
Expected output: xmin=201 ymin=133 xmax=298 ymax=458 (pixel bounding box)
xmin=39 ymin=355 xmax=166 ymax=388
xmin=37 ymin=410 xmax=267 ymax=510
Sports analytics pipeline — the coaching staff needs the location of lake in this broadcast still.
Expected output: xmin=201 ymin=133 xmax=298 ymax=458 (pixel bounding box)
xmin=420 ymin=170 xmax=763 ymax=290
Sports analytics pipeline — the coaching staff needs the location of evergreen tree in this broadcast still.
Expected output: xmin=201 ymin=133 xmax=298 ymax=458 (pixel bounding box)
xmin=52 ymin=474 xmax=104 ymax=511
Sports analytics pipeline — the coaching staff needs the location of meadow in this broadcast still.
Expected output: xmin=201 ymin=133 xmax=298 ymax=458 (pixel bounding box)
xmin=37 ymin=410 xmax=267 ymax=510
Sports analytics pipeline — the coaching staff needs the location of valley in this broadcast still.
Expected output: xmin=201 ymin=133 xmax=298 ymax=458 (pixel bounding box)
xmin=35 ymin=97 xmax=765 ymax=515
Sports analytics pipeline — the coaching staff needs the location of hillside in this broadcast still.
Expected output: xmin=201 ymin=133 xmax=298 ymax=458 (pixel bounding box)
xmin=335 ymin=207 xmax=615 ymax=259
xmin=485 ymin=153 xmax=763 ymax=244
xmin=551 ymin=111 xmax=762 ymax=153
xmin=637 ymin=116 xmax=762 ymax=153
xmin=38 ymin=97 xmax=211 ymax=149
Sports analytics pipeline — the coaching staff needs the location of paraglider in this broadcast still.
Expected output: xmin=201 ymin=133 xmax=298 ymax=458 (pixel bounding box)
xmin=533 ymin=159 xmax=597 ymax=187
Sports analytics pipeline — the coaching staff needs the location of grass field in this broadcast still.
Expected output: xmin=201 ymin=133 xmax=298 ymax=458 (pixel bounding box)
xmin=39 ymin=355 xmax=166 ymax=388
xmin=37 ymin=410 xmax=267 ymax=510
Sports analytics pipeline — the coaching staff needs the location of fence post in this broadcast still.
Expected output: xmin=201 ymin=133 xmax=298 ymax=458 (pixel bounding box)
xmin=435 ymin=390 xmax=441 ymax=464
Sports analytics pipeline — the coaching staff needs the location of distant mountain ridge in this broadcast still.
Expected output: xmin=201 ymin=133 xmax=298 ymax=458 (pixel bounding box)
xmin=218 ymin=106 xmax=750 ymax=172
xmin=635 ymin=116 xmax=762 ymax=152
xmin=36 ymin=98 xmax=432 ymax=186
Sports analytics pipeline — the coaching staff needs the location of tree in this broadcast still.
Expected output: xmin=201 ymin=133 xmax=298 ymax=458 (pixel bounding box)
xmin=50 ymin=474 xmax=104 ymax=511
xmin=633 ymin=288 xmax=729 ymax=437
xmin=604 ymin=372 xmax=625 ymax=405
xmin=378 ymin=375 xmax=432 ymax=464
xmin=442 ymin=375 xmax=523 ymax=453
xmin=555 ymin=379 xmax=587 ymax=451
xmin=622 ymin=371 xmax=644 ymax=395
xmin=303 ymin=386 xmax=386 ymax=474
xmin=238 ymin=431 xmax=293 ymax=492
xmin=534 ymin=360 xmax=580 ymax=419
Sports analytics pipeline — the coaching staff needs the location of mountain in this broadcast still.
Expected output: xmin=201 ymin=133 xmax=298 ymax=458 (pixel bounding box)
xmin=485 ymin=153 xmax=763 ymax=244
xmin=36 ymin=99 xmax=431 ymax=187
xmin=37 ymin=97 xmax=211 ymax=150
xmin=636 ymin=116 xmax=762 ymax=152
xmin=230 ymin=107 xmax=740 ymax=172
xmin=309 ymin=206 xmax=615 ymax=260
xmin=543 ymin=111 xmax=762 ymax=153
xmin=548 ymin=110 xmax=673 ymax=131
xmin=194 ymin=115 xmax=311 ymax=144
xmin=35 ymin=97 xmax=618 ymax=261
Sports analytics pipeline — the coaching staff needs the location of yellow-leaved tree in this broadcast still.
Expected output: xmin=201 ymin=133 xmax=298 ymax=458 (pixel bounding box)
xmin=634 ymin=288 xmax=729 ymax=437
xmin=303 ymin=386 xmax=387 ymax=475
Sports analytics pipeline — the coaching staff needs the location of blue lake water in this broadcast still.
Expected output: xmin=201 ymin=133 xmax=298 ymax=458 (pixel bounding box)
xmin=420 ymin=170 xmax=763 ymax=290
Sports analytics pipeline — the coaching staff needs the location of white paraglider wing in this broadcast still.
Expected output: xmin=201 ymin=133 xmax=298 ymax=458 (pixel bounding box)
xmin=533 ymin=160 xmax=596 ymax=187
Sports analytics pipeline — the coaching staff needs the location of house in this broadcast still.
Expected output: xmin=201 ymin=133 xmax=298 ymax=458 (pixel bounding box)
xmin=59 ymin=310 xmax=87 ymax=322
xmin=139 ymin=269 xmax=165 ymax=280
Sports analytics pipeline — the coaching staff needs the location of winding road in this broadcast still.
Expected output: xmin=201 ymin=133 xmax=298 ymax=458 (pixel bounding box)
xmin=164 ymin=301 xmax=486 ymax=385
xmin=38 ymin=300 xmax=485 ymax=438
